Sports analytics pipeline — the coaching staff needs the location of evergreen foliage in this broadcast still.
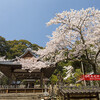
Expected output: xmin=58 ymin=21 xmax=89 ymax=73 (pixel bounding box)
xmin=0 ymin=36 xmax=43 ymax=59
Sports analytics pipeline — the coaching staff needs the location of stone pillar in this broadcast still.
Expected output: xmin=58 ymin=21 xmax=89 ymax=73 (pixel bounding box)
xmin=81 ymin=62 xmax=86 ymax=86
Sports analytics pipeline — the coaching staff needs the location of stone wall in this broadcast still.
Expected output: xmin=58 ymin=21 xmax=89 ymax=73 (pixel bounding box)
xmin=0 ymin=93 xmax=44 ymax=100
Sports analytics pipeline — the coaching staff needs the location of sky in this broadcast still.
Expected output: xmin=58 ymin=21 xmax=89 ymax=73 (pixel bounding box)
xmin=0 ymin=0 xmax=100 ymax=47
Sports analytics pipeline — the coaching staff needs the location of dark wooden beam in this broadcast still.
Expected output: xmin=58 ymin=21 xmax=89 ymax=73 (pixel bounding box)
xmin=40 ymin=72 xmax=43 ymax=88
xmin=13 ymin=72 xmax=41 ymax=74
xmin=67 ymin=94 xmax=70 ymax=100
xmin=69 ymin=96 xmax=97 ymax=99
xmin=96 ymin=93 xmax=99 ymax=100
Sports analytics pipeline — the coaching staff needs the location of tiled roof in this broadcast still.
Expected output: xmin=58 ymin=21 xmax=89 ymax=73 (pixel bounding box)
xmin=59 ymin=86 xmax=100 ymax=94
xmin=0 ymin=61 xmax=21 ymax=65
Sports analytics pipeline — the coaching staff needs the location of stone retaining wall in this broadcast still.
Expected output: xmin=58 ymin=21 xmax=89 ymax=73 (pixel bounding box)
xmin=0 ymin=93 xmax=44 ymax=100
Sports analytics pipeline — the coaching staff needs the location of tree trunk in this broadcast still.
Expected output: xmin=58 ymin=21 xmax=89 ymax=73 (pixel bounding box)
xmin=92 ymin=63 xmax=97 ymax=74
xmin=91 ymin=63 xmax=98 ymax=86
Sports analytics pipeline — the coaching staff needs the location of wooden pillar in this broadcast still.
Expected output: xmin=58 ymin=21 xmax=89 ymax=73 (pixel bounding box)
xmin=64 ymin=94 xmax=66 ymax=100
xmin=67 ymin=94 xmax=70 ymax=100
xmin=8 ymin=78 xmax=12 ymax=88
xmin=96 ymin=93 xmax=99 ymax=100
xmin=15 ymin=78 xmax=17 ymax=88
xmin=89 ymin=93 xmax=92 ymax=100
xmin=40 ymin=72 xmax=43 ymax=88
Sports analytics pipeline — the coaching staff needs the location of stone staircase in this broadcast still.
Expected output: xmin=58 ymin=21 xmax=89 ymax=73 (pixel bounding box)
xmin=0 ymin=93 xmax=45 ymax=100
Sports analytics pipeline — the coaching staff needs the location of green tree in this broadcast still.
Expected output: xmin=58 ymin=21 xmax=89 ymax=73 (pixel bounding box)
xmin=0 ymin=36 xmax=9 ymax=57
xmin=6 ymin=39 xmax=43 ymax=59
xmin=65 ymin=69 xmax=83 ymax=86
xmin=0 ymin=75 xmax=9 ymax=85
xmin=50 ymin=75 xmax=58 ymax=85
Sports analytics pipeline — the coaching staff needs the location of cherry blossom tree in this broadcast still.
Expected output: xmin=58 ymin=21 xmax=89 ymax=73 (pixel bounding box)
xmin=38 ymin=7 xmax=100 ymax=74
xmin=0 ymin=8 xmax=99 ymax=75
xmin=13 ymin=57 xmax=54 ymax=72
xmin=0 ymin=53 xmax=55 ymax=73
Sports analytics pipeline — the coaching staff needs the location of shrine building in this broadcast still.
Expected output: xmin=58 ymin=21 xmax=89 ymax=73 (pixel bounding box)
xmin=0 ymin=48 xmax=55 ymax=93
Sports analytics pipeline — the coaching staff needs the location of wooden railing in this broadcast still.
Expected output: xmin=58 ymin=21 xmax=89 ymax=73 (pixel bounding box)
xmin=0 ymin=88 xmax=48 ymax=93
xmin=0 ymin=85 xmax=49 ymax=93
xmin=0 ymin=85 xmax=20 ymax=89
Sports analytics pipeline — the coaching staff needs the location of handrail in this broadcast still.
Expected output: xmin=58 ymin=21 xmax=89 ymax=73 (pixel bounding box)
xmin=0 ymin=87 xmax=49 ymax=93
